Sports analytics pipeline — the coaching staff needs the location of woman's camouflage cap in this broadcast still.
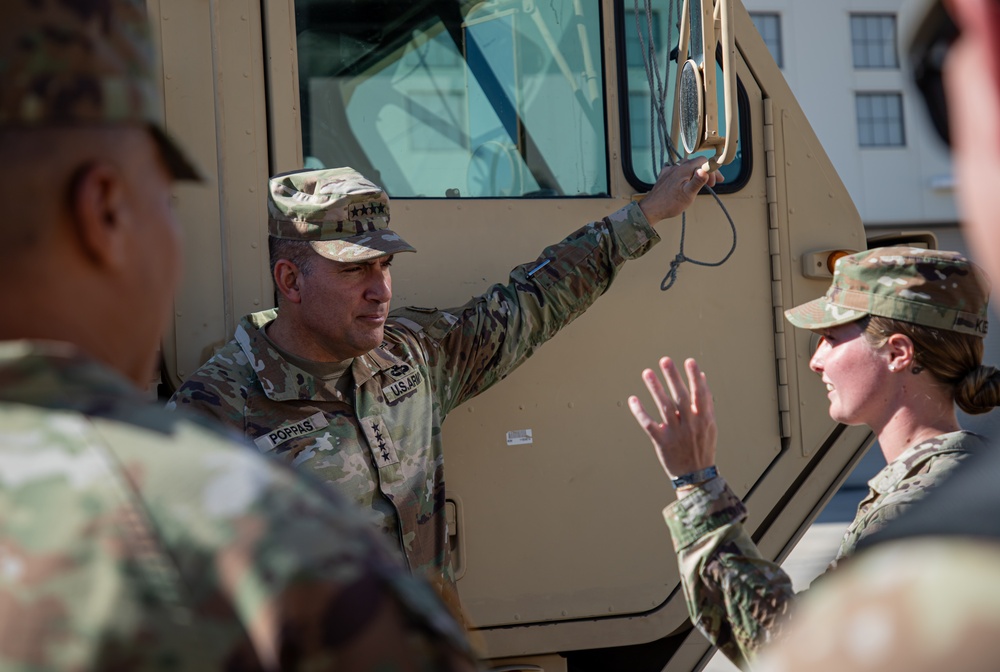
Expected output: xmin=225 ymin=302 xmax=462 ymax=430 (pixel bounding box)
xmin=0 ymin=0 xmax=201 ymax=181
xmin=267 ymin=167 xmax=416 ymax=262
xmin=785 ymin=246 xmax=990 ymax=337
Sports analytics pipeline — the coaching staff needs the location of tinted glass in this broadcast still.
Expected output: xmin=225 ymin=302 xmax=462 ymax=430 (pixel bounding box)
xmin=295 ymin=0 xmax=608 ymax=198
xmin=621 ymin=2 xmax=746 ymax=187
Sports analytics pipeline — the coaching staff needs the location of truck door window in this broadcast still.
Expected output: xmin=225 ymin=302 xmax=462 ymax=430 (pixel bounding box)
xmin=295 ymin=0 xmax=607 ymax=198
xmin=619 ymin=1 xmax=749 ymax=191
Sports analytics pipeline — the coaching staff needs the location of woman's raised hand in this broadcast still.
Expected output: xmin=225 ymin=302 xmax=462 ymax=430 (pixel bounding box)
xmin=628 ymin=357 xmax=718 ymax=485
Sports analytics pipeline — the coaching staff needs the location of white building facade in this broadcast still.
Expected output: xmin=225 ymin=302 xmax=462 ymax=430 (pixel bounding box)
xmin=743 ymin=0 xmax=957 ymax=226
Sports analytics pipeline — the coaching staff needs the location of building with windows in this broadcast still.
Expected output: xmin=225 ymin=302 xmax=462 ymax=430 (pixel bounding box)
xmin=744 ymin=0 xmax=957 ymax=226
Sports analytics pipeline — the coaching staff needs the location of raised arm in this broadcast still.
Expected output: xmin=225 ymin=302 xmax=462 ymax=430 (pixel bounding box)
xmin=629 ymin=357 xmax=794 ymax=667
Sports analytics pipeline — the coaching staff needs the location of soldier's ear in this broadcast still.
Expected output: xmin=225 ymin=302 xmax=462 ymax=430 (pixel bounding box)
xmin=69 ymin=160 xmax=130 ymax=271
xmin=885 ymin=333 xmax=916 ymax=372
xmin=273 ymin=258 xmax=304 ymax=303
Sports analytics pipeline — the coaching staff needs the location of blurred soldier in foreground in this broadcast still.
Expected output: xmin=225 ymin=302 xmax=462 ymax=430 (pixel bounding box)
xmin=169 ymin=157 xmax=720 ymax=598
xmin=0 ymin=0 xmax=476 ymax=669
xmin=754 ymin=0 xmax=1000 ymax=670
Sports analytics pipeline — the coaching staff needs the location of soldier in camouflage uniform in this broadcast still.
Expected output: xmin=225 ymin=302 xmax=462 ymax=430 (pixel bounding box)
xmin=0 ymin=0 xmax=478 ymax=669
xmin=628 ymin=246 xmax=997 ymax=669
xmin=169 ymin=158 xmax=720 ymax=594
xmin=755 ymin=1 xmax=1000 ymax=670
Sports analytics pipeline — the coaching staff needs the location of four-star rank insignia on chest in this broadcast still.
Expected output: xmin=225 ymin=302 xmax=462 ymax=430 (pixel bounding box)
xmin=361 ymin=415 xmax=400 ymax=467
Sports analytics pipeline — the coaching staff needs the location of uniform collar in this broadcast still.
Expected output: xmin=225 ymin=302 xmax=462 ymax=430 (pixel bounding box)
xmin=236 ymin=310 xmax=407 ymax=402
xmin=867 ymin=430 xmax=974 ymax=494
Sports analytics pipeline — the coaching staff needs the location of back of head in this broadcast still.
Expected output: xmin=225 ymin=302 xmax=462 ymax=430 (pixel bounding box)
xmin=0 ymin=0 xmax=201 ymax=259
xmin=0 ymin=0 xmax=202 ymax=385
xmin=864 ymin=314 xmax=1000 ymax=414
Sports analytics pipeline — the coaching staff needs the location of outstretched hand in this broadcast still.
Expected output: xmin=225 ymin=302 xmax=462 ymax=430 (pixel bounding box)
xmin=638 ymin=158 xmax=724 ymax=224
xmin=628 ymin=357 xmax=718 ymax=488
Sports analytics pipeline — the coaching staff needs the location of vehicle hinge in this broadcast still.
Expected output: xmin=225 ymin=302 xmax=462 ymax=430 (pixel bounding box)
xmin=763 ymin=97 xmax=791 ymax=439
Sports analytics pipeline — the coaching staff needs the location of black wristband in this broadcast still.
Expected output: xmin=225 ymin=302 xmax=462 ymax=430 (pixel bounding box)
xmin=670 ymin=465 xmax=718 ymax=490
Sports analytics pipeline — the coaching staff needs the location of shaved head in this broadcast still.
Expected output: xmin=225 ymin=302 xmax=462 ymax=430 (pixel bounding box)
xmin=0 ymin=125 xmax=182 ymax=385
xmin=0 ymin=127 xmax=155 ymax=263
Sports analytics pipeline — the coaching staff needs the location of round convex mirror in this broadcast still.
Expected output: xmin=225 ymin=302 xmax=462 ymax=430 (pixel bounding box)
xmin=679 ymin=59 xmax=704 ymax=154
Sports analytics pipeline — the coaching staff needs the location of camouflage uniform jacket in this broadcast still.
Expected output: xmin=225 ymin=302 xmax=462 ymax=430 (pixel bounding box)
xmin=758 ymin=439 xmax=1000 ymax=672
xmin=170 ymin=203 xmax=659 ymax=583
xmin=662 ymin=430 xmax=981 ymax=669
xmin=0 ymin=340 xmax=476 ymax=671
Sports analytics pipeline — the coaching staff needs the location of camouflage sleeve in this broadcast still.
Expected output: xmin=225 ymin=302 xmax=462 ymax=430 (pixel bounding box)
xmin=400 ymin=202 xmax=658 ymax=414
xmin=756 ymin=538 xmax=1000 ymax=672
xmin=0 ymin=405 xmax=478 ymax=671
xmin=663 ymin=477 xmax=794 ymax=668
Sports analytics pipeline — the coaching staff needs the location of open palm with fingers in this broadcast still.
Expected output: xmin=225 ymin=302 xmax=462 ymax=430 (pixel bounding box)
xmin=628 ymin=357 xmax=718 ymax=485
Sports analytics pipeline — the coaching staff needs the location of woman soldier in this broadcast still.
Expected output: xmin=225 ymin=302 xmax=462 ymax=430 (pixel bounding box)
xmin=628 ymin=246 xmax=1000 ymax=668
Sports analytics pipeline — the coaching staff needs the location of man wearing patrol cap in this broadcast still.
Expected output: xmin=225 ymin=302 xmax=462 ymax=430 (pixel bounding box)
xmin=0 ymin=0 xmax=479 ymax=669
xmin=263 ymin=168 xmax=417 ymax=364
xmin=266 ymin=166 xmax=411 ymax=260
xmin=171 ymin=158 xmax=720 ymax=592
xmin=627 ymin=245 xmax=999 ymax=667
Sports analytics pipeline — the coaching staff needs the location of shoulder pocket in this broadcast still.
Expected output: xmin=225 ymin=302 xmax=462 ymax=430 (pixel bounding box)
xmin=390 ymin=307 xmax=461 ymax=342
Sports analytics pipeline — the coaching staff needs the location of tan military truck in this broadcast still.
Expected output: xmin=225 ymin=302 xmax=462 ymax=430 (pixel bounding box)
xmin=151 ymin=0 xmax=888 ymax=668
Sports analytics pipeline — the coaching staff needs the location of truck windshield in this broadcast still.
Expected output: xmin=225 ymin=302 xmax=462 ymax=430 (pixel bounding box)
xmin=295 ymin=0 xmax=607 ymax=198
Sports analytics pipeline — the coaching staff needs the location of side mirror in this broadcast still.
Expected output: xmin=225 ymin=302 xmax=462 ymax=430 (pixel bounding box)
xmin=675 ymin=0 xmax=737 ymax=172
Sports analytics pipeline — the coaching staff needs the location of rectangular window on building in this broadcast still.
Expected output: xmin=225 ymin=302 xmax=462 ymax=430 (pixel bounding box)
xmin=850 ymin=14 xmax=899 ymax=68
xmin=856 ymin=92 xmax=905 ymax=147
xmin=749 ymin=12 xmax=783 ymax=68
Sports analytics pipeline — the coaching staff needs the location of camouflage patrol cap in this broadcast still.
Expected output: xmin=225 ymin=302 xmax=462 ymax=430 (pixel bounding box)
xmin=785 ymin=247 xmax=990 ymax=337
xmin=268 ymin=167 xmax=416 ymax=262
xmin=0 ymin=0 xmax=201 ymax=181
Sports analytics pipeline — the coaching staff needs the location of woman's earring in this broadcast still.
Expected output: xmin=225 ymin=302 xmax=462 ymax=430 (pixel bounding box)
xmin=888 ymin=364 xmax=897 ymax=372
